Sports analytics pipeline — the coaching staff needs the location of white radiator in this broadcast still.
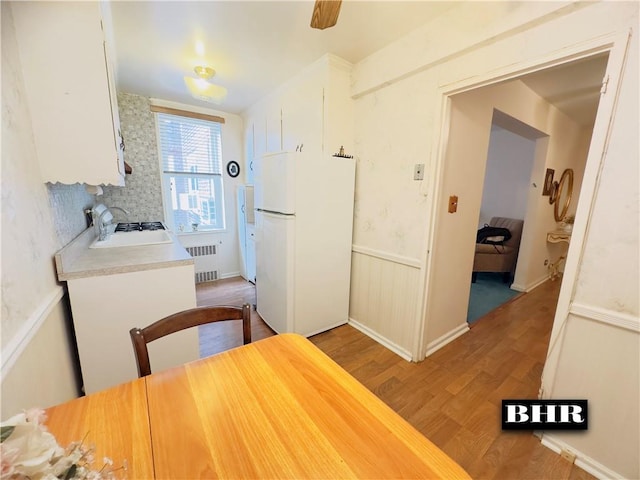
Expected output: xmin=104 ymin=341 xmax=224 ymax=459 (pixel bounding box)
xmin=185 ymin=244 xmax=219 ymax=283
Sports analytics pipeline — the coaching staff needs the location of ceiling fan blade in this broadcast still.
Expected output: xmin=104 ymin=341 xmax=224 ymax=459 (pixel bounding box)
xmin=310 ymin=0 xmax=342 ymax=30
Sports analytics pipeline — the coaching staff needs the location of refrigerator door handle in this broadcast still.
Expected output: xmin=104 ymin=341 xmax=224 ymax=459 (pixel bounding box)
xmin=256 ymin=208 xmax=295 ymax=217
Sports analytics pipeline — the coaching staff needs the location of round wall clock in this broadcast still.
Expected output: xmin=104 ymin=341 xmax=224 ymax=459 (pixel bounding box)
xmin=226 ymin=161 xmax=240 ymax=178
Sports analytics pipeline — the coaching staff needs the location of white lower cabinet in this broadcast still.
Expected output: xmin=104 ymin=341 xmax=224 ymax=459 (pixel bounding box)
xmin=67 ymin=265 xmax=197 ymax=394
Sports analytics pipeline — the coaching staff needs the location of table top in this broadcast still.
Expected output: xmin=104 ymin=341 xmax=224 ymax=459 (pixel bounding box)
xmin=46 ymin=334 xmax=469 ymax=479
xmin=45 ymin=378 xmax=154 ymax=479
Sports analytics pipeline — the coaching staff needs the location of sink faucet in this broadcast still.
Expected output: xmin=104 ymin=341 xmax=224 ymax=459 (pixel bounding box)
xmin=95 ymin=206 xmax=130 ymax=241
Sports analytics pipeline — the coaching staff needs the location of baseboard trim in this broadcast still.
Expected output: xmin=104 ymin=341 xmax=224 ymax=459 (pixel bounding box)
xmin=512 ymin=274 xmax=550 ymax=293
xmin=424 ymin=322 xmax=470 ymax=357
xmin=304 ymin=320 xmax=348 ymax=339
xmin=1 ymin=286 xmax=65 ymax=380
xmin=348 ymin=318 xmax=413 ymax=361
xmin=541 ymin=434 xmax=624 ymax=480
xmin=219 ymin=271 xmax=241 ymax=280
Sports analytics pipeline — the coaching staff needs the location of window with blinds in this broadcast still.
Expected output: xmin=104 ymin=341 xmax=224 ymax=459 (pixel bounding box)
xmin=156 ymin=113 xmax=225 ymax=231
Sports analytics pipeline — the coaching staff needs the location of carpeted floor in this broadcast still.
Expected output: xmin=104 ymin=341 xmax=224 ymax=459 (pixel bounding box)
xmin=467 ymin=272 xmax=521 ymax=324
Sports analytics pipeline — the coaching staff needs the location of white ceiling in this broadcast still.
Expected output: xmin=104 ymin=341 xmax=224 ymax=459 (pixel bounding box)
xmin=520 ymin=54 xmax=608 ymax=127
xmin=109 ymin=1 xmax=607 ymax=124
xmin=109 ymin=1 xmax=459 ymax=114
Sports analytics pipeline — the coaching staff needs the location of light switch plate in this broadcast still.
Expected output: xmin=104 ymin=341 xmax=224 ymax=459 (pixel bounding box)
xmin=414 ymin=164 xmax=425 ymax=180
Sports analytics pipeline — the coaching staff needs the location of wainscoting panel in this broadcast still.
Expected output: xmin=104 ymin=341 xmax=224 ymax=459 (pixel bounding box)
xmin=349 ymin=247 xmax=421 ymax=357
xmin=541 ymin=308 xmax=639 ymax=479
xmin=1 ymin=293 xmax=78 ymax=418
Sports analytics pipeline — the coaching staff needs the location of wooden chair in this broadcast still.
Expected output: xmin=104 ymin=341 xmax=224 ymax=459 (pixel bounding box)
xmin=130 ymin=304 xmax=252 ymax=377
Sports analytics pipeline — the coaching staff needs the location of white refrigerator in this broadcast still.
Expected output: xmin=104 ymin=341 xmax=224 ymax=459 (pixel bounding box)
xmin=254 ymin=151 xmax=355 ymax=336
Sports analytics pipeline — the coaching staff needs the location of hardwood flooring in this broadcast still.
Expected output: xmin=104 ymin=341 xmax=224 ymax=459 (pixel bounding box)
xmin=196 ymin=277 xmax=275 ymax=357
xmin=196 ymin=276 xmax=594 ymax=480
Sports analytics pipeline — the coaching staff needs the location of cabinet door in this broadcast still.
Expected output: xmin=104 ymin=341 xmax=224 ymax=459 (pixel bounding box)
xmin=266 ymin=109 xmax=282 ymax=153
xmin=281 ymin=82 xmax=323 ymax=155
xmin=244 ymin=122 xmax=255 ymax=184
xmin=12 ymin=2 xmax=125 ymax=186
xmin=103 ymin=33 xmax=126 ymax=177
xmin=254 ymin=117 xmax=267 ymax=161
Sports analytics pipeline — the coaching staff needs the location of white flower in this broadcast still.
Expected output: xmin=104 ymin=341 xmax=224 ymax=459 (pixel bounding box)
xmin=1 ymin=443 xmax=20 ymax=479
xmin=1 ymin=413 xmax=63 ymax=478
xmin=24 ymin=408 xmax=48 ymax=428
xmin=1 ymin=408 xmax=124 ymax=479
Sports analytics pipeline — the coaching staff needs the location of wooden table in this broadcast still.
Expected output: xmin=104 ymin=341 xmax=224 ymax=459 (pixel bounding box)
xmin=46 ymin=378 xmax=154 ymax=479
xmin=46 ymin=334 xmax=470 ymax=479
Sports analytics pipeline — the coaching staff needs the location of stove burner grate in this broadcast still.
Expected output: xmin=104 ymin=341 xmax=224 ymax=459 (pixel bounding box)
xmin=115 ymin=222 xmax=165 ymax=232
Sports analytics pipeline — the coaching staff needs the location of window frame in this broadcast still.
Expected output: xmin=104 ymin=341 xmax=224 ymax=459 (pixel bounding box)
xmin=155 ymin=112 xmax=226 ymax=233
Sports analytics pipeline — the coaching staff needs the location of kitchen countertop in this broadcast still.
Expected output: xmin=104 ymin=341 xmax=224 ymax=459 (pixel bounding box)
xmin=55 ymin=227 xmax=194 ymax=281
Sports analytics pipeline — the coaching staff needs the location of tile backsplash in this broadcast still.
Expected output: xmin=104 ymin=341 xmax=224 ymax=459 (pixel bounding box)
xmin=47 ymin=183 xmax=94 ymax=249
xmin=101 ymin=92 xmax=164 ymax=222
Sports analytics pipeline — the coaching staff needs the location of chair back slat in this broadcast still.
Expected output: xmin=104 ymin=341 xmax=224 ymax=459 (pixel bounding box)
xmin=130 ymin=303 xmax=252 ymax=377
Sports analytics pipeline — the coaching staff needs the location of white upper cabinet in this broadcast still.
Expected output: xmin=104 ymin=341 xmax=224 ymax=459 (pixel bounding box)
xmin=244 ymin=122 xmax=256 ymax=185
xmin=266 ymin=108 xmax=283 ymax=153
xmin=243 ymin=54 xmax=353 ymax=166
xmin=322 ymin=56 xmax=355 ymax=158
xmin=254 ymin=117 xmax=267 ymax=163
xmin=11 ymin=2 xmax=125 ymax=186
xmin=281 ymin=75 xmax=323 ymax=155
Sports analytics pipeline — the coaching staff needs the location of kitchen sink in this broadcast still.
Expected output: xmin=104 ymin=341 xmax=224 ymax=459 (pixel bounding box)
xmin=90 ymin=230 xmax=173 ymax=249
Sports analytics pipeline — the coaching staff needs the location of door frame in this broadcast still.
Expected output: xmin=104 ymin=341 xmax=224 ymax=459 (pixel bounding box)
xmin=414 ymin=30 xmax=632 ymax=361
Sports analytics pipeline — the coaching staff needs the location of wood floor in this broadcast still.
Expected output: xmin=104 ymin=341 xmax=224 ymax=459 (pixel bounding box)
xmin=196 ymin=276 xmax=594 ymax=480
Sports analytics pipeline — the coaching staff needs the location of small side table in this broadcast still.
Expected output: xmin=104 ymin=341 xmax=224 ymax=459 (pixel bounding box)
xmin=547 ymin=229 xmax=571 ymax=244
xmin=547 ymin=229 xmax=571 ymax=280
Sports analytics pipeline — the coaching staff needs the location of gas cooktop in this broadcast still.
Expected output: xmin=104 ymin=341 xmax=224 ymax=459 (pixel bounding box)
xmin=115 ymin=222 xmax=166 ymax=232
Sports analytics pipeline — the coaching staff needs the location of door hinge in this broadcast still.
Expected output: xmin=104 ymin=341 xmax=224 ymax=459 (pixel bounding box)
xmin=600 ymin=75 xmax=609 ymax=94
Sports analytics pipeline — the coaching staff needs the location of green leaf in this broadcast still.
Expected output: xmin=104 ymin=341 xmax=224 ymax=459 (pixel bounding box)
xmin=1 ymin=426 xmax=15 ymax=442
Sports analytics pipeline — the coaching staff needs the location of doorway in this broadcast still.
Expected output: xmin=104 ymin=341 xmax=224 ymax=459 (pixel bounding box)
xmin=467 ymin=113 xmax=546 ymax=324
xmin=421 ymin=51 xmax=609 ymax=356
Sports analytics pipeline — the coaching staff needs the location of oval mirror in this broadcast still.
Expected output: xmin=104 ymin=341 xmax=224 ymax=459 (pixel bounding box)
xmin=554 ymin=168 xmax=574 ymax=222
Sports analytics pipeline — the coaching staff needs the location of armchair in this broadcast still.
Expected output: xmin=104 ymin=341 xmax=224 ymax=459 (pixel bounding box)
xmin=472 ymin=217 xmax=524 ymax=283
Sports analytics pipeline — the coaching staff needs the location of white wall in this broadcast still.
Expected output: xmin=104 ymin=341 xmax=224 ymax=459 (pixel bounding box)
xmin=1 ymin=3 xmax=85 ymax=416
xmin=479 ymin=125 xmax=537 ymax=227
xmin=425 ymin=74 xmax=592 ymax=348
xmin=541 ymin=15 xmax=639 ymax=477
xmin=1 ymin=301 xmax=78 ymax=418
xmin=351 ymin=69 xmax=591 ymax=351
xmin=347 ymin=1 xmax=638 ymax=477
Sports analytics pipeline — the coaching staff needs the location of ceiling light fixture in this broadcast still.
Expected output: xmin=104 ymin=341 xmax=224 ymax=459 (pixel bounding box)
xmin=193 ymin=65 xmax=215 ymax=79
xmin=184 ymin=65 xmax=227 ymax=104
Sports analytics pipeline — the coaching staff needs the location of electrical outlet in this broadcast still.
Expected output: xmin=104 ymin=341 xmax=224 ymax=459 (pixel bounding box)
xmin=414 ymin=164 xmax=425 ymax=181
xmin=560 ymin=449 xmax=576 ymax=464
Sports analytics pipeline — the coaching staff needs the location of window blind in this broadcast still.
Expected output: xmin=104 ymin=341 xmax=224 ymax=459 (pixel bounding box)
xmin=157 ymin=113 xmax=222 ymax=175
